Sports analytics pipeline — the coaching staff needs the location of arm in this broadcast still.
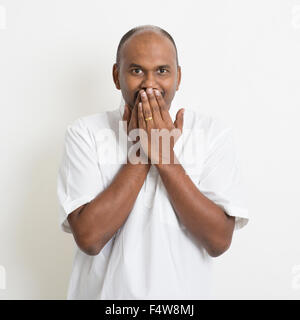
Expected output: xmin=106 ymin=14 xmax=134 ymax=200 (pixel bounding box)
xmin=156 ymin=156 xmax=235 ymax=257
xmin=68 ymin=94 xmax=149 ymax=256
xmin=137 ymin=88 xmax=235 ymax=258
xmin=68 ymin=161 xmax=150 ymax=256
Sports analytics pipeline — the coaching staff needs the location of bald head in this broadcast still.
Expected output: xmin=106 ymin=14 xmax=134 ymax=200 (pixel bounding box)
xmin=116 ymin=25 xmax=179 ymax=70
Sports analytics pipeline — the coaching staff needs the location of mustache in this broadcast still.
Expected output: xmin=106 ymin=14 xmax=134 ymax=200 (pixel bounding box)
xmin=134 ymin=90 xmax=165 ymax=103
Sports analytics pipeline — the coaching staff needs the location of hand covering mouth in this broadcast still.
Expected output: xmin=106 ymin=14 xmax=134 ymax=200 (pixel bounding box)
xmin=134 ymin=90 xmax=164 ymax=102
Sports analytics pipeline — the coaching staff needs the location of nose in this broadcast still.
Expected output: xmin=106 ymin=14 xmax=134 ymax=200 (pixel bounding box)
xmin=140 ymin=72 xmax=157 ymax=90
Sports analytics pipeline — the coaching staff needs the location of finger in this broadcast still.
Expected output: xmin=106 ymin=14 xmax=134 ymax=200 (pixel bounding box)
xmin=122 ymin=103 xmax=131 ymax=135
xmin=174 ymin=108 xmax=185 ymax=131
xmin=137 ymin=102 xmax=146 ymax=131
xmin=145 ymin=88 xmax=163 ymax=124
xmin=154 ymin=89 xmax=173 ymax=125
xmin=140 ymin=90 xmax=155 ymax=129
xmin=129 ymin=92 xmax=141 ymax=130
xmin=122 ymin=103 xmax=131 ymax=122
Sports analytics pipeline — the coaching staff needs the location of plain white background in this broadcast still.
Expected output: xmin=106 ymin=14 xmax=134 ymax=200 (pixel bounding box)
xmin=0 ymin=0 xmax=300 ymax=299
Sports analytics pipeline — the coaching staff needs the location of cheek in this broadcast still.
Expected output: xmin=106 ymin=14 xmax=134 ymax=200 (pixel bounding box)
xmin=164 ymin=87 xmax=177 ymax=105
xmin=164 ymin=81 xmax=177 ymax=95
xmin=121 ymin=74 xmax=139 ymax=86
xmin=163 ymin=78 xmax=177 ymax=91
xmin=119 ymin=79 xmax=137 ymax=97
xmin=119 ymin=77 xmax=130 ymax=89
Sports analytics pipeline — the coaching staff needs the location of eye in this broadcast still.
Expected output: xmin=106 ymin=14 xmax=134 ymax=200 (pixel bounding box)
xmin=158 ymin=68 xmax=168 ymax=74
xmin=131 ymin=68 xmax=143 ymax=75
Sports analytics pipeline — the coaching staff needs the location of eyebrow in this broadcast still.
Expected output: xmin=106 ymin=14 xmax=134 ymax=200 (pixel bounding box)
xmin=128 ymin=63 xmax=171 ymax=69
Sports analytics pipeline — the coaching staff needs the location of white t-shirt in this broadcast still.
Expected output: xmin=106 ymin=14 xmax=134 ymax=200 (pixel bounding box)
xmin=57 ymin=97 xmax=249 ymax=300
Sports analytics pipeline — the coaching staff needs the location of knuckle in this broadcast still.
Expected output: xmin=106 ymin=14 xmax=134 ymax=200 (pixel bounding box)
xmin=152 ymin=105 xmax=160 ymax=113
xmin=144 ymin=109 xmax=152 ymax=117
xmin=156 ymin=94 xmax=163 ymax=101
xmin=162 ymin=104 xmax=168 ymax=111
xmin=148 ymin=94 xmax=156 ymax=102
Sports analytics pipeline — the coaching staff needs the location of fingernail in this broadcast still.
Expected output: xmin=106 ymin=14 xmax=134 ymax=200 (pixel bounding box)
xmin=154 ymin=89 xmax=160 ymax=96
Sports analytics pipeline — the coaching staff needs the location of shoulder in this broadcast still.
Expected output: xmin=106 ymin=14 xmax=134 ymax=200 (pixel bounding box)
xmin=185 ymin=107 xmax=233 ymax=144
xmin=70 ymin=109 xmax=118 ymax=130
xmin=66 ymin=108 xmax=120 ymax=135
xmin=63 ymin=109 xmax=120 ymax=150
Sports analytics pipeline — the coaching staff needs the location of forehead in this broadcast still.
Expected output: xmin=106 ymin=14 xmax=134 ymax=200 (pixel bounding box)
xmin=120 ymin=31 xmax=176 ymax=67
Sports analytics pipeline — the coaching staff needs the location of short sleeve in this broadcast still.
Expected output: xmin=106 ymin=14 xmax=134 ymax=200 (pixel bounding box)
xmin=198 ymin=118 xmax=249 ymax=230
xmin=57 ymin=120 xmax=104 ymax=233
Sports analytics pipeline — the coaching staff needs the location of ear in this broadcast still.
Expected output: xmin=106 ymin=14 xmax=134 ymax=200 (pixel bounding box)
xmin=112 ymin=63 xmax=121 ymax=90
xmin=176 ymin=65 xmax=181 ymax=91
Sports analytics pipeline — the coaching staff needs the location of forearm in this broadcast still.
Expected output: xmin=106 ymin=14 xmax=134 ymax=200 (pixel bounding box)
xmin=156 ymin=157 xmax=235 ymax=257
xmin=70 ymin=161 xmax=150 ymax=255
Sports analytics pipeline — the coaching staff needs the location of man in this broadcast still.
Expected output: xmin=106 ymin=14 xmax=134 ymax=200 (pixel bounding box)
xmin=57 ymin=25 xmax=249 ymax=299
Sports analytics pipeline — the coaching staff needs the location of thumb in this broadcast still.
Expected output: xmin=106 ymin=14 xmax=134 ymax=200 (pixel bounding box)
xmin=174 ymin=108 xmax=185 ymax=130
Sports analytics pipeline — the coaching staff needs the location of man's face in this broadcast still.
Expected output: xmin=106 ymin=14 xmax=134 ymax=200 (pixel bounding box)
xmin=113 ymin=31 xmax=181 ymax=110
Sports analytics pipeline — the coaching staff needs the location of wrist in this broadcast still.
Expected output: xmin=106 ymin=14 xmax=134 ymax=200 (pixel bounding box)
xmin=126 ymin=160 xmax=151 ymax=173
xmin=153 ymin=150 xmax=178 ymax=169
